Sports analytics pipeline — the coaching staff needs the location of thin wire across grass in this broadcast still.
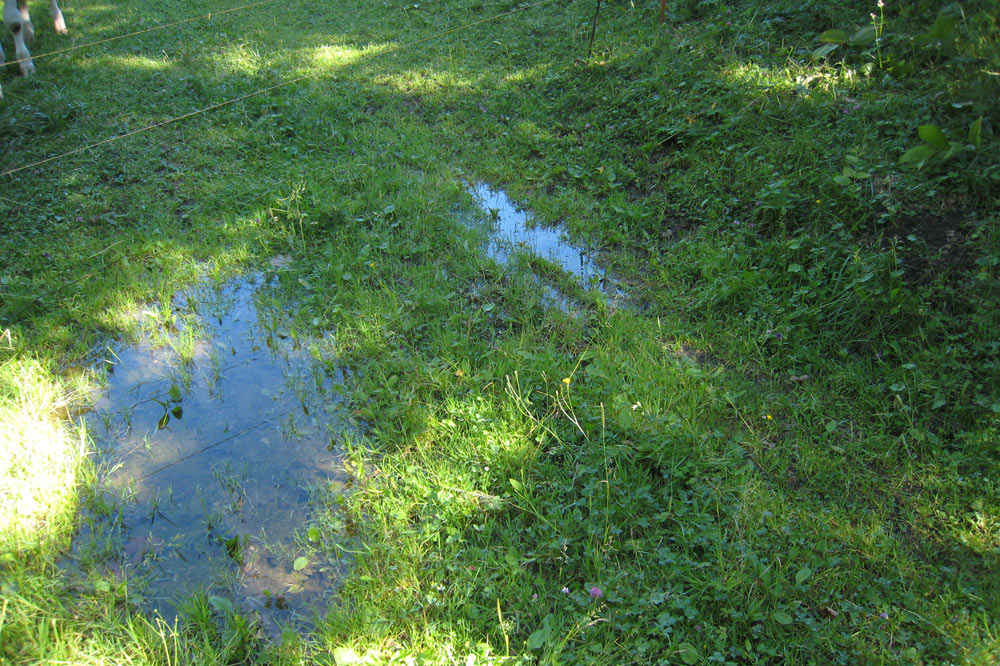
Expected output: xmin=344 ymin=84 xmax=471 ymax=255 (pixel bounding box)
xmin=1 ymin=0 xmax=283 ymax=71
xmin=0 ymin=0 xmax=558 ymax=180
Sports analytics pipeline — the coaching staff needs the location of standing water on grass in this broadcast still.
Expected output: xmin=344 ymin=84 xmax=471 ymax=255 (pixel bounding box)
xmin=69 ymin=274 xmax=353 ymax=635
xmin=468 ymin=183 xmax=626 ymax=306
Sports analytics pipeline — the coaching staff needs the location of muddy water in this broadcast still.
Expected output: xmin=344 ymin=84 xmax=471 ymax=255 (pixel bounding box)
xmin=73 ymin=275 xmax=350 ymax=634
xmin=468 ymin=183 xmax=626 ymax=305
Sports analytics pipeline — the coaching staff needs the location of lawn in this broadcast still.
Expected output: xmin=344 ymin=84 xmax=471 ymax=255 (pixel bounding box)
xmin=1 ymin=0 xmax=998 ymax=663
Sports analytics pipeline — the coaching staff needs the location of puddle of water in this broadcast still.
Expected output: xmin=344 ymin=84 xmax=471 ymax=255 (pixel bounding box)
xmin=70 ymin=275 xmax=352 ymax=636
xmin=468 ymin=183 xmax=626 ymax=306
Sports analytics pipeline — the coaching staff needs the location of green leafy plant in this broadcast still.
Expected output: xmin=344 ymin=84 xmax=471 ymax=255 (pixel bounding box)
xmin=913 ymin=14 xmax=957 ymax=54
xmin=755 ymin=179 xmax=797 ymax=223
xmin=812 ymin=25 xmax=877 ymax=62
xmin=899 ymin=117 xmax=984 ymax=169
xmin=832 ymin=154 xmax=872 ymax=186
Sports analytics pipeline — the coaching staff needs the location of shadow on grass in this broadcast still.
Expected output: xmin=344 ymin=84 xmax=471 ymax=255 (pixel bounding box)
xmin=1 ymin=0 xmax=998 ymax=662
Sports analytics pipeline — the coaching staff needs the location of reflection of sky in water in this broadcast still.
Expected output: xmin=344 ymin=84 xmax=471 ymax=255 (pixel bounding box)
xmin=469 ymin=183 xmax=624 ymax=303
xmin=76 ymin=275 xmax=351 ymax=636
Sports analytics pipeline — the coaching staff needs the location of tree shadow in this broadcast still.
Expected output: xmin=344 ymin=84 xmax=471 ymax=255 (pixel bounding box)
xmin=1 ymin=0 xmax=997 ymax=661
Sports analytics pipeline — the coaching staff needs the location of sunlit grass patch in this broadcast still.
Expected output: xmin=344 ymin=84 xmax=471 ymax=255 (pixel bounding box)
xmin=0 ymin=356 xmax=86 ymax=555
xmin=374 ymin=66 xmax=477 ymax=96
xmin=500 ymin=62 xmax=552 ymax=86
xmin=311 ymin=43 xmax=387 ymax=70
xmin=207 ymin=40 xmax=269 ymax=76
xmin=720 ymin=59 xmax=839 ymax=92
xmin=87 ymin=53 xmax=176 ymax=73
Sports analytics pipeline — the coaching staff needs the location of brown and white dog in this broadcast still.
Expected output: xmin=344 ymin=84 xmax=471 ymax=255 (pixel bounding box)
xmin=1 ymin=0 xmax=66 ymax=98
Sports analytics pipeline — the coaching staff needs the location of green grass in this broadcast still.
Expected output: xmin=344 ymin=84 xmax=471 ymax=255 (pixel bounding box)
xmin=2 ymin=0 xmax=998 ymax=663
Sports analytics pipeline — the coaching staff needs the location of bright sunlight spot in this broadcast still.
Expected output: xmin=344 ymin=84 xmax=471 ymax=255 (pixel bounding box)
xmin=311 ymin=43 xmax=385 ymax=69
xmin=0 ymin=360 xmax=82 ymax=553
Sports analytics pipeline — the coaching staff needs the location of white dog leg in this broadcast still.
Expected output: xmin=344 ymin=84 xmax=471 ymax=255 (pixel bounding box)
xmin=16 ymin=0 xmax=33 ymax=43
xmin=3 ymin=0 xmax=34 ymax=74
xmin=50 ymin=0 xmax=65 ymax=33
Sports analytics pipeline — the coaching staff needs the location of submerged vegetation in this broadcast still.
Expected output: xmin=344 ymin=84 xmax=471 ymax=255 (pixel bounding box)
xmin=1 ymin=0 xmax=997 ymax=663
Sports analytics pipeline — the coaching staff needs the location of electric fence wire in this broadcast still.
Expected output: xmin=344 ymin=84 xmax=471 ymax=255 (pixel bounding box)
xmin=0 ymin=0 xmax=559 ymax=180
xmin=1 ymin=0 xmax=282 ymax=71
xmin=0 ymin=0 xmax=561 ymax=352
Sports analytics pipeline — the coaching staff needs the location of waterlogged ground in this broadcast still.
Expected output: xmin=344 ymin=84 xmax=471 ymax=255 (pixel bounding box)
xmin=70 ymin=274 xmax=352 ymax=634
xmin=62 ymin=188 xmax=622 ymax=638
xmin=468 ymin=184 xmax=626 ymax=308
